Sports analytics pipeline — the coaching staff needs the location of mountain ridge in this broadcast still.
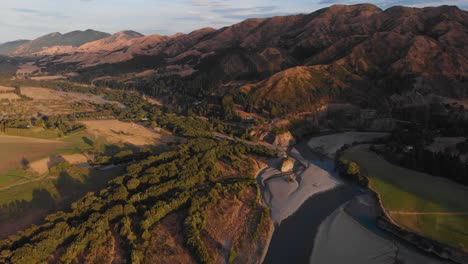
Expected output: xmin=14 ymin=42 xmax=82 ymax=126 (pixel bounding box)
xmin=9 ymin=4 xmax=468 ymax=117
xmin=4 ymin=29 xmax=111 ymax=56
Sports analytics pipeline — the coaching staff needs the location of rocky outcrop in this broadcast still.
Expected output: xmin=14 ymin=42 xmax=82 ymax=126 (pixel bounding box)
xmin=273 ymin=131 xmax=296 ymax=148
xmin=280 ymin=158 xmax=294 ymax=173
xmin=252 ymin=129 xmax=296 ymax=148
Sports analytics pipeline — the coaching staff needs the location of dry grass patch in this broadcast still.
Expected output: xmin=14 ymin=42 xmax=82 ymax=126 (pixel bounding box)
xmin=81 ymin=120 xmax=167 ymax=146
xmin=20 ymin=87 xmax=63 ymax=101
xmin=28 ymin=153 xmax=89 ymax=175
xmin=0 ymin=86 xmax=14 ymax=92
xmin=0 ymin=93 xmax=20 ymax=101
xmin=0 ymin=135 xmax=66 ymax=174
xmin=30 ymin=75 xmax=65 ymax=81
xmin=202 ymin=187 xmax=272 ymax=264
xmin=146 ymin=213 xmax=196 ymax=264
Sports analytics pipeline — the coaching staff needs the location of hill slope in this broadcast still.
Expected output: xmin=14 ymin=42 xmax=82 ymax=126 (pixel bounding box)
xmin=12 ymin=29 xmax=111 ymax=56
xmin=15 ymin=4 xmax=468 ymax=117
xmin=0 ymin=40 xmax=30 ymax=55
xmin=0 ymin=138 xmax=273 ymax=264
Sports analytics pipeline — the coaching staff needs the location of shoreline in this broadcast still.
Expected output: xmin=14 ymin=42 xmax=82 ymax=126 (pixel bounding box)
xmin=260 ymin=133 xmax=452 ymax=264
xmin=257 ymin=144 xmax=342 ymax=224
xmin=258 ymin=220 xmax=275 ymax=264
xmin=262 ymin=185 xmax=360 ymax=264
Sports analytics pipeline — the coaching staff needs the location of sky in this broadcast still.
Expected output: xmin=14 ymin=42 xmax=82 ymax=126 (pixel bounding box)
xmin=0 ymin=0 xmax=467 ymax=42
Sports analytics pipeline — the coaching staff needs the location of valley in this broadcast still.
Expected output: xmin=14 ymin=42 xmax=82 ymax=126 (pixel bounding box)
xmin=0 ymin=2 xmax=466 ymax=264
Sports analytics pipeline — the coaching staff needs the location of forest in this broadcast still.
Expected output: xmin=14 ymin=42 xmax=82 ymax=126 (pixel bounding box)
xmin=374 ymin=127 xmax=468 ymax=186
xmin=0 ymin=138 xmax=275 ymax=264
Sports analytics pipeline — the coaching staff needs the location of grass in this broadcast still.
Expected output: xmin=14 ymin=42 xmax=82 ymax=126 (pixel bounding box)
xmin=0 ymin=135 xmax=65 ymax=173
xmin=3 ymin=127 xmax=63 ymax=139
xmin=0 ymin=178 xmax=57 ymax=206
xmin=228 ymin=248 xmax=237 ymax=263
xmin=0 ymin=130 xmax=113 ymax=210
xmin=342 ymin=144 xmax=468 ymax=250
xmin=392 ymin=214 xmax=468 ymax=250
xmin=0 ymin=165 xmax=124 ymax=207
xmin=0 ymin=168 xmax=31 ymax=189
xmin=55 ymin=130 xmax=107 ymax=155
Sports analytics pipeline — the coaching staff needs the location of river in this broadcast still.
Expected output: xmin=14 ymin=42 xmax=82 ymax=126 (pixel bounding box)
xmin=262 ymin=141 xmax=451 ymax=264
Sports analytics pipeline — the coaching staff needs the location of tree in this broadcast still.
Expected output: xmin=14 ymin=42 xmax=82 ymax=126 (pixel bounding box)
xmin=347 ymin=162 xmax=360 ymax=176
xmin=221 ymin=95 xmax=236 ymax=120
xmin=33 ymin=118 xmax=45 ymax=128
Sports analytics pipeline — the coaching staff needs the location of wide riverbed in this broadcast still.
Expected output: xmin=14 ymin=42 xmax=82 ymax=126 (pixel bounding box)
xmin=262 ymin=139 xmax=451 ymax=264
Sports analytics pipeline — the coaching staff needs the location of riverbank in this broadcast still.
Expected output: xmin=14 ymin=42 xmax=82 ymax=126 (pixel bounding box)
xmin=260 ymin=134 xmax=452 ymax=264
xmin=257 ymin=146 xmax=341 ymax=224
xmin=311 ymin=194 xmax=451 ymax=264
xmin=263 ymin=185 xmax=360 ymax=264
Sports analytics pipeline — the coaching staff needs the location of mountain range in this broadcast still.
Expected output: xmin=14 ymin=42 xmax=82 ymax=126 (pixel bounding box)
xmin=3 ymin=4 xmax=468 ymax=117
xmin=0 ymin=29 xmax=111 ymax=56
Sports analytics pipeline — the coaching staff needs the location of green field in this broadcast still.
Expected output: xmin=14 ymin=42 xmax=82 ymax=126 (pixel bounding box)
xmin=0 ymin=130 xmax=110 ymax=208
xmin=0 ymin=123 xmax=152 ymax=224
xmin=0 ymin=165 xmax=124 ymax=208
xmin=3 ymin=127 xmax=63 ymax=139
xmin=56 ymin=130 xmax=108 ymax=155
xmin=0 ymin=135 xmax=65 ymax=175
xmin=343 ymin=145 xmax=468 ymax=250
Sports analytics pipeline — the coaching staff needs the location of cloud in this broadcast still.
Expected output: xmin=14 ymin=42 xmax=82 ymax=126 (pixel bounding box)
xmin=212 ymin=5 xmax=278 ymax=14
xmin=222 ymin=12 xmax=293 ymax=20
xmin=11 ymin=7 xmax=70 ymax=19
xmin=206 ymin=4 xmax=289 ymax=21
xmin=191 ymin=0 xmax=229 ymax=8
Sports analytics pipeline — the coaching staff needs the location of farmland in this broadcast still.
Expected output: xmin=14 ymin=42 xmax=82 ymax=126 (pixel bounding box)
xmin=0 ymin=86 xmax=14 ymax=92
xmin=0 ymin=85 xmax=123 ymax=116
xmin=0 ymin=93 xmax=20 ymax=101
xmin=0 ymin=135 xmax=65 ymax=176
xmin=0 ymin=119 xmax=174 ymax=203
xmin=342 ymin=145 xmax=468 ymax=250
xmin=81 ymin=120 xmax=174 ymax=147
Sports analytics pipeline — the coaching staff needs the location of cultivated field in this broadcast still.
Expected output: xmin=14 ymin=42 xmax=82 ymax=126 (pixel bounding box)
xmin=0 ymin=135 xmax=66 ymax=174
xmin=20 ymin=87 xmax=63 ymax=100
xmin=0 ymin=86 xmax=123 ymax=116
xmin=0 ymin=93 xmax=20 ymax=101
xmin=0 ymin=86 xmax=14 ymax=92
xmin=342 ymin=145 xmax=468 ymax=250
xmin=81 ymin=120 xmax=171 ymax=146
xmin=0 ymin=135 xmax=66 ymax=190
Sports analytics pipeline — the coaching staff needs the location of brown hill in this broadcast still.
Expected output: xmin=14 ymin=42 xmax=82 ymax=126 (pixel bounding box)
xmin=79 ymin=30 xmax=144 ymax=52
xmin=23 ymin=4 xmax=468 ymax=115
xmin=12 ymin=29 xmax=111 ymax=56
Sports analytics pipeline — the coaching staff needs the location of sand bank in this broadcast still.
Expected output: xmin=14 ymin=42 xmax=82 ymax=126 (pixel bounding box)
xmin=258 ymin=147 xmax=340 ymax=224
xmin=311 ymin=195 xmax=449 ymax=264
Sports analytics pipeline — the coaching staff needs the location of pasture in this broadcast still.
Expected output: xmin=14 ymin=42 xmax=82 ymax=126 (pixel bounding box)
xmin=0 ymin=135 xmax=65 ymax=175
xmin=0 ymin=86 xmax=14 ymax=92
xmin=0 ymin=93 xmax=20 ymax=101
xmin=0 ymin=86 xmax=123 ymax=116
xmin=81 ymin=120 xmax=172 ymax=147
xmin=342 ymin=144 xmax=468 ymax=250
